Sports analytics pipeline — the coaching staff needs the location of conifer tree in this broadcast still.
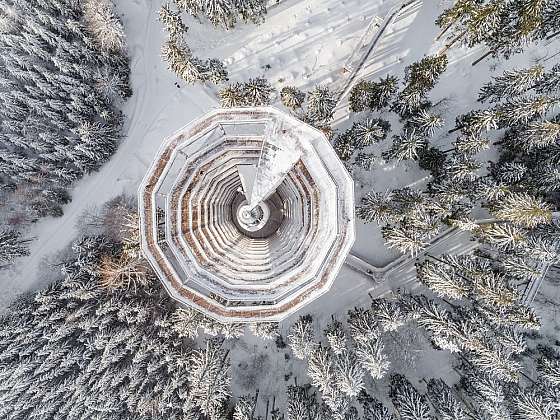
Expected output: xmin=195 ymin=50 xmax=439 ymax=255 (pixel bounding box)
xmin=426 ymin=379 xmax=467 ymax=420
xmin=478 ymin=65 xmax=545 ymax=103
xmin=324 ymin=319 xmax=347 ymax=355
xmin=408 ymin=110 xmax=444 ymax=137
xmin=389 ymin=374 xmax=433 ymax=420
xmin=359 ymin=392 xmax=396 ymax=420
xmin=281 ymin=86 xmax=306 ymax=110
xmin=381 ymin=224 xmax=429 ymax=256
xmin=383 ymin=129 xmax=428 ymax=162
xmin=334 ymin=350 xmax=365 ymax=398
xmin=349 ymin=75 xmax=399 ymax=112
xmin=307 ymin=86 xmax=337 ymax=127
xmin=356 ymin=191 xmax=396 ymax=224
xmin=492 ymin=192 xmax=552 ymax=227
xmin=354 ymin=152 xmax=376 ymax=170
xmin=350 ymin=118 xmax=390 ymax=148
xmin=0 ymin=229 xmax=30 ymax=267
xmin=249 ymin=322 xmax=279 ymax=340
xmin=288 ymin=315 xmax=316 ymax=360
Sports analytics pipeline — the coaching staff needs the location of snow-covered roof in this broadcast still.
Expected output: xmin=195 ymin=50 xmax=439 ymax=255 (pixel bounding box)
xmin=138 ymin=107 xmax=355 ymax=322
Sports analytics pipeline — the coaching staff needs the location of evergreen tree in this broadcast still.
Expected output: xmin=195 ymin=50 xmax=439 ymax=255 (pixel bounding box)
xmin=349 ymin=75 xmax=398 ymax=112
xmin=408 ymin=110 xmax=444 ymax=137
xmin=383 ymin=129 xmax=428 ymax=162
xmin=307 ymin=86 xmax=337 ymax=127
xmin=334 ymin=349 xmax=365 ymax=398
xmin=281 ymin=86 xmax=305 ymax=110
xmin=0 ymin=234 xmax=234 ymax=419
xmin=389 ymin=374 xmax=433 ymax=420
xmin=354 ymin=152 xmax=376 ymax=170
xmin=187 ymin=338 xmax=231 ymax=418
xmin=492 ymin=192 xmax=552 ymax=227
xmin=243 ymin=77 xmax=274 ymax=105
xmin=355 ymin=339 xmax=390 ymax=380
xmin=83 ymin=0 xmax=126 ymax=54
xmin=359 ymin=392 xmax=396 ymax=420
xmin=478 ymin=65 xmax=545 ymax=103
xmin=350 ymin=118 xmax=390 ymax=148
xmin=0 ymin=229 xmax=30 ymax=267
xmin=324 ymin=319 xmax=347 ymax=355
xmin=249 ymin=322 xmax=279 ymax=340
xmin=426 ymin=378 xmax=467 ymax=420
xmin=288 ymin=315 xmax=316 ymax=360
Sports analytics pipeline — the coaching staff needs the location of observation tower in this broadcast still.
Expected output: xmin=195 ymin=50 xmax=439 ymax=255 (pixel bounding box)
xmin=138 ymin=107 xmax=354 ymax=322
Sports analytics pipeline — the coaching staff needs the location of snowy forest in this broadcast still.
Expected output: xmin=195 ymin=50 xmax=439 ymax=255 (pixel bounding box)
xmin=1 ymin=0 xmax=560 ymax=418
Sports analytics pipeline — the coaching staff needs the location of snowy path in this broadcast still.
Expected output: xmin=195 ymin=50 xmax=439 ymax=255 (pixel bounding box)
xmin=0 ymin=0 xmax=218 ymax=306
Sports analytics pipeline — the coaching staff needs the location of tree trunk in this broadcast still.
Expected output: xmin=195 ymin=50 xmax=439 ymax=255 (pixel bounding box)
xmin=472 ymin=50 xmax=493 ymax=66
xmin=440 ymin=29 xmax=467 ymax=54
xmin=435 ymin=20 xmax=457 ymax=41
xmin=448 ymin=126 xmax=462 ymax=134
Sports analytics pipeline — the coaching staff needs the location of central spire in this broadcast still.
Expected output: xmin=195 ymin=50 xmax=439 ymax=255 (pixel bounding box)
xmin=237 ymin=119 xmax=303 ymax=208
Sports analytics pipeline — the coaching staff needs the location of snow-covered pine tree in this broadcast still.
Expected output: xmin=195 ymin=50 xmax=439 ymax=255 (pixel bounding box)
xmin=350 ymin=118 xmax=390 ymax=148
xmin=187 ymin=338 xmax=232 ymax=418
xmin=381 ymin=224 xmax=429 ymax=256
xmin=383 ymin=129 xmax=428 ymax=162
xmin=219 ymin=83 xmax=245 ymax=107
xmin=354 ymin=152 xmax=376 ymax=170
xmin=508 ymin=119 xmax=560 ymax=151
xmin=498 ymin=95 xmax=560 ymax=127
xmin=358 ymin=392 xmax=396 ymax=420
xmin=347 ymin=306 xmax=380 ymax=343
xmin=243 ymin=77 xmax=274 ymax=105
xmin=454 ymin=109 xmax=501 ymax=135
xmin=426 ymin=378 xmax=467 ymax=420
xmin=159 ymin=3 xmax=188 ymax=41
xmin=306 ymin=86 xmax=337 ymax=127
xmin=0 ymin=229 xmax=30 ymax=267
xmin=324 ymin=319 xmax=347 ymax=355
xmin=536 ymin=63 xmax=560 ymax=94
xmin=416 ymin=259 xmax=469 ymax=300
xmin=249 ymin=322 xmax=280 ymax=340
xmin=408 ymin=110 xmax=444 ymax=137
xmin=492 ymin=192 xmax=552 ymax=228
xmin=453 ymin=135 xmax=490 ymax=155
xmin=285 ymin=385 xmax=323 ymax=420
xmin=0 ymin=0 xmax=130 ymax=223
xmin=333 ymin=130 xmax=355 ymax=161
xmin=356 ymin=190 xmax=397 ymax=223
xmin=445 ymin=154 xmax=482 ymax=182
xmin=355 ymin=339 xmax=390 ymax=380
xmin=334 ymin=349 xmax=365 ymax=398
xmin=405 ymin=54 xmax=448 ymax=95
xmin=348 ymin=75 xmax=399 ymax=112
xmin=478 ymin=65 xmax=545 ymax=103
xmin=281 ymin=86 xmax=306 ymax=110
xmin=288 ymin=314 xmax=316 ymax=360
xmin=389 ymin=374 xmax=433 ymax=420
xmin=234 ymin=395 xmax=258 ymax=420
xmin=83 ymin=0 xmax=126 ymax=54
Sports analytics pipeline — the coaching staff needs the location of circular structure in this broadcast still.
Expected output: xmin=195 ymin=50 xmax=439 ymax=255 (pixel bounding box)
xmin=139 ymin=107 xmax=354 ymax=322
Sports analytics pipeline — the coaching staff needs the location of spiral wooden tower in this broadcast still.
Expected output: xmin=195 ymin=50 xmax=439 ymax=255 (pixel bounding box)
xmin=139 ymin=107 xmax=354 ymax=322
